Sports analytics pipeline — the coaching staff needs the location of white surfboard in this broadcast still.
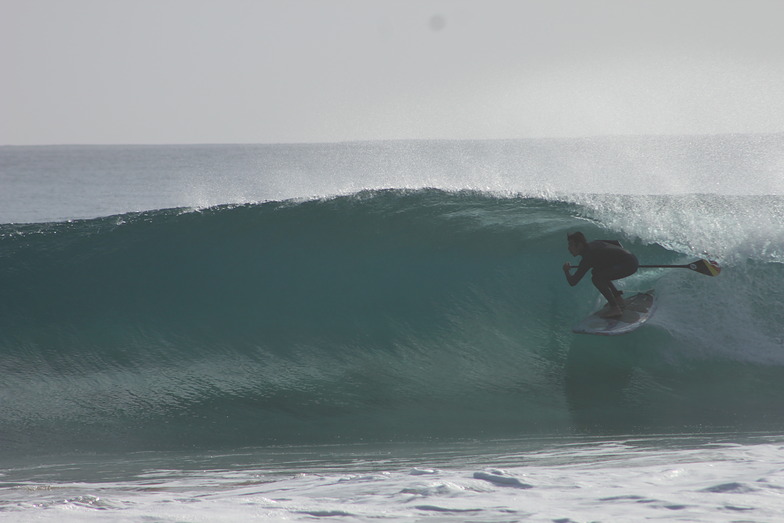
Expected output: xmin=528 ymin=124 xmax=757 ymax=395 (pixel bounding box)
xmin=572 ymin=290 xmax=657 ymax=336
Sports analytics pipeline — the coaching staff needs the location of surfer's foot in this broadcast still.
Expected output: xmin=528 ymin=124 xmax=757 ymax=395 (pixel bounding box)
xmin=600 ymin=305 xmax=623 ymax=318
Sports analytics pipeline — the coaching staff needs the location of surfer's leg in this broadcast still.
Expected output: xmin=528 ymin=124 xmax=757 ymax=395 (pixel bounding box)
xmin=592 ymin=278 xmax=616 ymax=304
xmin=592 ymin=268 xmax=619 ymax=303
xmin=597 ymin=257 xmax=638 ymax=309
xmin=592 ymin=271 xmax=623 ymax=317
xmin=608 ymin=282 xmax=625 ymax=307
xmin=595 ymin=281 xmax=621 ymax=307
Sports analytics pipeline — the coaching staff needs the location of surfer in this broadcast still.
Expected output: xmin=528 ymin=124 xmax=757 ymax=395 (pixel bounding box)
xmin=562 ymin=232 xmax=639 ymax=318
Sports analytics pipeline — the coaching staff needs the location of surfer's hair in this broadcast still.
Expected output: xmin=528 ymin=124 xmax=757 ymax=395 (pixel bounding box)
xmin=567 ymin=231 xmax=586 ymax=245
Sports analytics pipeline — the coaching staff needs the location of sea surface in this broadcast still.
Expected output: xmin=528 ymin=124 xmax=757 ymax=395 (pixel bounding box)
xmin=1 ymin=135 xmax=783 ymax=521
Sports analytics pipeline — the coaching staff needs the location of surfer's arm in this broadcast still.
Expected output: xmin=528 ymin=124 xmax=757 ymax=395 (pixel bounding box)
xmin=563 ymin=262 xmax=588 ymax=286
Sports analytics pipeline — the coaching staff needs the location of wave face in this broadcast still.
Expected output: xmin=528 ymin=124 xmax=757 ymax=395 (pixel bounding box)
xmin=1 ymin=189 xmax=783 ymax=454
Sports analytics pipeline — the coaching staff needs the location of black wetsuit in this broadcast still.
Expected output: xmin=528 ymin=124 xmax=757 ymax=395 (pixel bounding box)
xmin=566 ymin=241 xmax=639 ymax=305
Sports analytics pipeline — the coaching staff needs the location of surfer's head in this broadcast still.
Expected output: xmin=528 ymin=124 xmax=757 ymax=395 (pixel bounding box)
xmin=567 ymin=231 xmax=586 ymax=256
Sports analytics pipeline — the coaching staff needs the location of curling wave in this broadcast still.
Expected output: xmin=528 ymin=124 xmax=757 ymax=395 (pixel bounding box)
xmin=1 ymin=189 xmax=782 ymax=454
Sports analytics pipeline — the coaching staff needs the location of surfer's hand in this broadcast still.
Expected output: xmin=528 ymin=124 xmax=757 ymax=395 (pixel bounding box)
xmin=562 ymin=262 xmax=571 ymax=272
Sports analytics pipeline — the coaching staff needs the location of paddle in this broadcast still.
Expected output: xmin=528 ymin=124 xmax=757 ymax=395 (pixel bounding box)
xmin=568 ymin=259 xmax=721 ymax=277
xmin=638 ymin=259 xmax=721 ymax=277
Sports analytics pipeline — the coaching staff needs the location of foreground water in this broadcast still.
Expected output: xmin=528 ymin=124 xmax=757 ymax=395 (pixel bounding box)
xmin=3 ymin=434 xmax=784 ymax=521
xmin=1 ymin=136 xmax=783 ymax=520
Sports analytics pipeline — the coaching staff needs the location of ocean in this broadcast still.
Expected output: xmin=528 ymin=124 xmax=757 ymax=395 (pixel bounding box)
xmin=1 ymin=135 xmax=783 ymax=521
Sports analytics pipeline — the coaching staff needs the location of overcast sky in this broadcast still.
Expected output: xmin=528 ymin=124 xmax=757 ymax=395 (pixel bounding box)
xmin=2 ymin=0 xmax=783 ymax=145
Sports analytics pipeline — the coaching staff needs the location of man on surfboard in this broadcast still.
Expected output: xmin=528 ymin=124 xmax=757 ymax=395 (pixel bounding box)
xmin=563 ymin=232 xmax=639 ymax=318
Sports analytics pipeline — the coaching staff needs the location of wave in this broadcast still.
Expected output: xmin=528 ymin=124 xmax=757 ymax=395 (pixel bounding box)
xmin=1 ymin=189 xmax=783 ymax=454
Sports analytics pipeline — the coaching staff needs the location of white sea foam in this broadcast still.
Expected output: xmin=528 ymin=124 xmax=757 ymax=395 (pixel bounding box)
xmin=2 ymin=435 xmax=783 ymax=522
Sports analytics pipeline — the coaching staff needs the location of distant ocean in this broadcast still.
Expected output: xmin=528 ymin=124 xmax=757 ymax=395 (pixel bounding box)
xmin=1 ymin=136 xmax=783 ymax=521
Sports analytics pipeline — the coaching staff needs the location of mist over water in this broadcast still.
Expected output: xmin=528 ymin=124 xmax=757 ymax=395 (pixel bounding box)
xmin=2 ymin=134 xmax=782 ymax=224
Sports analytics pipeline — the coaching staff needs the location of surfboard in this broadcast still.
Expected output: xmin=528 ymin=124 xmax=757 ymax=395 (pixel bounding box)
xmin=572 ymin=290 xmax=656 ymax=336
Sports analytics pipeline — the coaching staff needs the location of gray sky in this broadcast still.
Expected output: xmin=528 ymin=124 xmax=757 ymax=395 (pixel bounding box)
xmin=2 ymin=0 xmax=783 ymax=145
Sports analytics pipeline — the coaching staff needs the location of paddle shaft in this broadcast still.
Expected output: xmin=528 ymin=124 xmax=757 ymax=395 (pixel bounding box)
xmin=567 ymin=259 xmax=721 ymax=277
xmin=566 ymin=264 xmax=690 ymax=269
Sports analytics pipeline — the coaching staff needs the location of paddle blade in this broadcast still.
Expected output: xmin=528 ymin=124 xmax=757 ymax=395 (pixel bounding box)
xmin=690 ymin=259 xmax=721 ymax=276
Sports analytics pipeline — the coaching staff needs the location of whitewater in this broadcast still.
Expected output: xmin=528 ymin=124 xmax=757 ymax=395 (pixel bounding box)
xmin=1 ymin=135 xmax=783 ymax=521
